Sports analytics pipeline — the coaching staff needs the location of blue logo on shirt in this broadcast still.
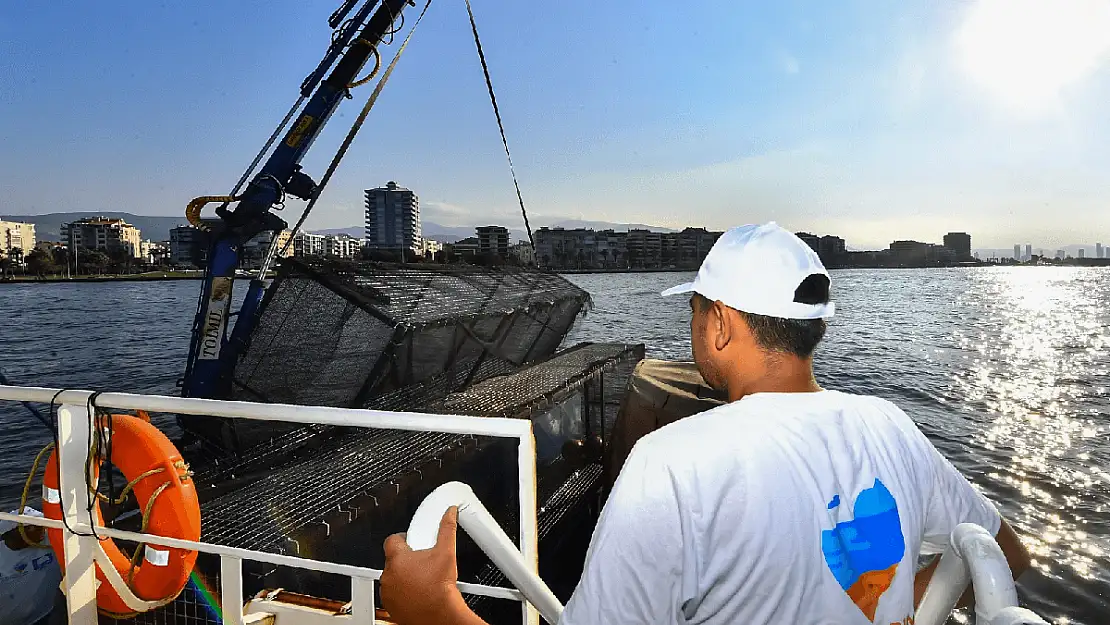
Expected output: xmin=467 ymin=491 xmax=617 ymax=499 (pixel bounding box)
xmin=821 ymin=478 xmax=904 ymax=621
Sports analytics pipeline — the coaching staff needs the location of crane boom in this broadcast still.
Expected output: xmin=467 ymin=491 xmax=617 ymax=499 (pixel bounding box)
xmin=182 ymin=0 xmax=415 ymax=401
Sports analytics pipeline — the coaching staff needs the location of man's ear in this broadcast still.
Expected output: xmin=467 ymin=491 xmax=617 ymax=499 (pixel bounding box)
xmin=710 ymin=300 xmax=732 ymax=351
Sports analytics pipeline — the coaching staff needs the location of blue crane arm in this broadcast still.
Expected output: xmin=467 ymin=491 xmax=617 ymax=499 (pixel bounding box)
xmin=182 ymin=0 xmax=414 ymax=400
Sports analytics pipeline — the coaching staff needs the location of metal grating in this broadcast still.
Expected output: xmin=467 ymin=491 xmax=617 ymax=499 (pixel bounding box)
xmin=194 ymin=343 xmax=642 ymax=553
xmin=101 ymin=567 xmax=224 ymax=625
xmin=466 ymin=463 xmax=603 ymax=619
xmin=428 ymin=343 xmax=644 ymax=418
xmin=199 ymin=430 xmax=465 ymax=552
xmin=179 ymin=259 xmax=592 ymax=459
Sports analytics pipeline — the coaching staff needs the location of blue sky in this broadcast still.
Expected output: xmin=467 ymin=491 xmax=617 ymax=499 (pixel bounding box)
xmin=2 ymin=0 xmax=1110 ymax=249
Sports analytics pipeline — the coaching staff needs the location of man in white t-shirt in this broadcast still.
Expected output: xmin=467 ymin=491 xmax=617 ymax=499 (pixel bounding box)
xmin=379 ymin=222 xmax=1031 ymax=625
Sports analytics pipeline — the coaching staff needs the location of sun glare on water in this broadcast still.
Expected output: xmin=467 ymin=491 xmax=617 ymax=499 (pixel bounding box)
xmin=954 ymin=0 xmax=1110 ymax=112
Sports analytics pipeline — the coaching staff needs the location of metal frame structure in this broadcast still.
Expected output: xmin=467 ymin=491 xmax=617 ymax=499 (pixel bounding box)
xmin=0 ymin=385 xmax=542 ymax=625
xmin=182 ymin=0 xmax=416 ymax=402
xmin=179 ymin=258 xmax=592 ymax=458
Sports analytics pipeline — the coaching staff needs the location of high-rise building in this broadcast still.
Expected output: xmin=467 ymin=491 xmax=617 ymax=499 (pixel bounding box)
xmin=1097 ymin=242 xmax=1104 ymax=259
xmin=364 ymin=181 xmax=421 ymax=255
xmin=818 ymin=235 xmax=846 ymax=261
xmin=1024 ymin=244 xmax=1032 ymax=261
xmin=1013 ymin=244 xmax=1021 ymax=260
xmin=943 ymin=232 xmax=972 ymax=260
xmin=889 ymin=240 xmax=931 ymax=265
xmin=240 ymin=229 xmax=295 ymax=268
xmin=0 ymin=220 xmax=36 ymax=257
xmin=63 ymin=217 xmax=142 ymax=259
xmin=795 ymin=232 xmax=820 ymax=253
xmin=292 ymin=232 xmax=327 ymax=257
xmin=170 ymin=225 xmax=210 ymax=266
xmin=1078 ymin=248 xmax=1086 ymax=259
xmin=1056 ymin=249 xmax=1065 ymax=260
xmin=476 ymin=226 xmax=510 ymax=259
xmin=324 ymin=234 xmax=362 ymax=259
xmin=511 ymin=241 xmax=535 ymax=266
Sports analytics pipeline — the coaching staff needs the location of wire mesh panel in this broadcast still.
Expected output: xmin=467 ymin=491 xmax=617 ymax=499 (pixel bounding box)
xmin=178 ymin=259 xmax=592 ymax=459
xmin=128 ymin=343 xmax=642 ymax=625
xmin=193 ymin=343 xmax=642 ymax=553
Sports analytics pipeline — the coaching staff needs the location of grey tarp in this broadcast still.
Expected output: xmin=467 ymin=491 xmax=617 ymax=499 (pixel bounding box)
xmin=603 ymin=359 xmax=726 ymax=494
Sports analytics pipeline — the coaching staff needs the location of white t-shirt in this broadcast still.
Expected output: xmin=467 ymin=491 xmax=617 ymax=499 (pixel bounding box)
xmin=561 ymin=390 xmax=1000 ymax=625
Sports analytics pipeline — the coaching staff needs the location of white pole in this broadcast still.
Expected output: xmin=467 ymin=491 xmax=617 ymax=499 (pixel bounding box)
xmin=221 ymin=556 xmax=245 ymax=625
xmin=56 ymin=397 xmax=99 ymax=625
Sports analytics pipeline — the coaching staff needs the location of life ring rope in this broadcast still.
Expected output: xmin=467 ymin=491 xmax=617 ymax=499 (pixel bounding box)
xmin=25 ymin=412 xmax=202 ymax=617
xmin=95 ymin=467 xmax=165 ymax=506
xmin=17 ymin=442 xmax=55 ymax=548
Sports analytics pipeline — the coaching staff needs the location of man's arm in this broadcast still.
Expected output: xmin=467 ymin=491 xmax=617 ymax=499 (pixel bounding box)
xmin=914 ymin=432 xmax=1032 ymax=608
xmin=914 ymin=517 xmax=1031 ymax=607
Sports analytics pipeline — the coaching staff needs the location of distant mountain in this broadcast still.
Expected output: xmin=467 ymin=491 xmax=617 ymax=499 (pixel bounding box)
xmin=1 ymin=212 xmax=189 ymax=242
xmin=542 ymin=219 xmax=676 ymax=233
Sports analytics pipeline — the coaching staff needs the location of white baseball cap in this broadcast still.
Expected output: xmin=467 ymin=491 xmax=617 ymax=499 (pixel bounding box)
xmin=661 ymin=222 xmax=835 ymax=319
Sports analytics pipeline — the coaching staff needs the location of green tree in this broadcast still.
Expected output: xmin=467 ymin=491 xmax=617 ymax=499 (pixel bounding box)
xmin=51 ymin=246 xmax=70 ymax=269
xmin=78 ymin=249 xmax=110 ymax=275
xmin=0 ymin=252 xmax=11 ymax=279
xmin=107 ymin=247 xmax=134 ymax=274
xmin=25 ymin=248 xmax=57 ymax=277
xmin=9 ymin=247 xmax=23 ymax=274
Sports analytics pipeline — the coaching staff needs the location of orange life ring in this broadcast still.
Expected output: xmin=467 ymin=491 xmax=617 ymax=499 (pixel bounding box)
xmin=41 ymin=413 xmax=201 ymax=618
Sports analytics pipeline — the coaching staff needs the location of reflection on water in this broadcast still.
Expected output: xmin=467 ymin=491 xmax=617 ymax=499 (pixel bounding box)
xmin=954 ymin=269 xmax=1109 ymax=600
xmin=0 ymin=269 xmax=1108 ymax=623
xmin=565 ymin=267 xmax=1110 ymax=624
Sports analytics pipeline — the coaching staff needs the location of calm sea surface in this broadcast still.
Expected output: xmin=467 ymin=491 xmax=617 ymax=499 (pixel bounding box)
xmin=1 ymin=268 xmax=1109 ymax=623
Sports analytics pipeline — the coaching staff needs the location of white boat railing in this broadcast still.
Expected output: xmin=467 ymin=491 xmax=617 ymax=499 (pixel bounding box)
xmin=0 ymin=385 xmax=543 ymax=625
xmin=406 ymin=481 xmax=564 ymax=625
xmin=916 ymin=523 xmax=1047 ymax=625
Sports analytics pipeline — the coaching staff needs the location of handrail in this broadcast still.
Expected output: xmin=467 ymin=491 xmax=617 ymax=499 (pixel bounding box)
xmin=915 ymin=523 xmax=1047 ymax=625
xmin=0 ymin=385 xmax=532 ymax=437
xmin=0 ymin=385 xmax=541 ymax=625
xmin=407 ymin=482 xmax=564 ymax=625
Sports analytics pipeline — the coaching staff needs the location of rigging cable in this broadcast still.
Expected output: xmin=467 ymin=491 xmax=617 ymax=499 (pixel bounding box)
xmin=221 ymin=95 xmax=308 ymax=212
xmin=276 ymin=0 xmax=436 ymax=260
xmin=0 ymin=370 xmax=52 ymax=432
xmin=85 ymin=391 xmax=106 ymax=541
xmin=463 ymin=0 xmax=535 ymax=254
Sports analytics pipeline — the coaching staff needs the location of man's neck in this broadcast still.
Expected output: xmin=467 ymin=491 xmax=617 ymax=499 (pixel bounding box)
xmin=726 ymin=358 xmax=822 ymax=403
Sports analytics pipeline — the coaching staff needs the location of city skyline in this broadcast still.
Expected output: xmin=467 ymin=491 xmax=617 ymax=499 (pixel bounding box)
xmin=3 ymin=209 xmax=1108 ymax=260
xmin=4 ymin=1 xmax=1110 ymax=249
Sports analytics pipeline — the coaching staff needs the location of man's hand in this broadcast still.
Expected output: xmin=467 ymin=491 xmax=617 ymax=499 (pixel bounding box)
xmin=380 ymin=506 xmax=487 ymax=625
